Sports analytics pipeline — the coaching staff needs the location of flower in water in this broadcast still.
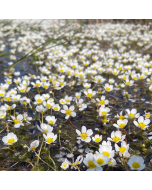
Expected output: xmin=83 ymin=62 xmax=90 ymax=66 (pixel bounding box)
xmin=133 ymin=116 xmax=150 ymax=130
xmin=127 ymin=155 xmax=145 ymax=171
xmin=92 ymin=134 xmax=102 ymax=143
xmin=108 ymin=158 xmax=117 ymax=167
xmin=99 ymin=106 xmax=110 ymax=117
xmin=0 ymin=110 xmax=6 ymax=119
xmin=83 ymin=153 xmax=103 ymax=171
xmin=84 ymin=89 xmax=96 ymax=98
xmin=61 ymin=105 xmax=76 ymax=119
xmin=104 ymin=83 xmax=113 ymax=92
xmin=96 ymin=95 xmax=109 ymax=106
xmin=2 ymin=132 xmax=18 ymax=145
xmin=45 ymin=116 xmax=57 ymax=125
xmin=10 ymin=114 xmax=24 ymax=128
xmin=61 ymin=159 xmax=71 ymax=170
xmin=113 ymin=119 xmax=128 ymax=129
xmin=94 ymin=153 xmax=110 ymax=167
xmin=107 ymin=131 xmax=126 ymax=143
xmin=99 ymin=145 xmax=115 ymax=158
xmin=43 ymin=132 xmax=57 ymax=144
xmin=28 ymin=140 xmax=39 ymax=152
xmin=115 ymin=141 xmax=129 ymax=155
xmin=126 ymin=109 xmax=140 ymax=119
xmin=76 ymin=126 xmax=93 ymax=143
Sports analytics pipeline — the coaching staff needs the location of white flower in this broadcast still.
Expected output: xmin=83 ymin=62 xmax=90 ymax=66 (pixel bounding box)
xmin=45 ymin=116 xmax=57 ymax=125
xmin=126 ymin=109 xmax=140 ymax=119
xmin=113 ymin=119 xmax=128 ymax=129
xmin=0 ymin=90 xmax=6 ymax=97
xmin=101 ymin=140 xmax=111 ymax=146
xmin=76 ymin=126 xmax=93 ymax=143
xmin=99 ymin=106 xmax=110 ymax=117
xmin=84 ymin=89 xmax=96 ymax=98
xmin=92 ymin=134 xmax=102 ymax=143
xmin=104 ymin=83 xmax=113 ymax=92
xmin=133 ymin=116 xmax=150 ymax=130
xmin=125 ymin=79 xmax=134 ymax=86
xmin=61 ymin=105 xmax=76 ymax=119
xmin=107 ymin=131 xmax=126 ymax=143
xmin=94 ymin=153 xmax=110 ymax=167
xmin=37 ymin=123 xmax=53 ymax=133
xmin=34 ymin=94 xmax=45 ymax=105
xmin=108 ymin=158 xmax=117 ymax=167
xmin=20 ymin=97 xmax=30 ymax=105
xmin=52 ymin=104 xmax=60 ymax=111
xmin=43 ymin=132 xmax=57 ymax=144
xmin=71 ymin=155 xmax=83 ymax=169
xmin=28 ymin=140 xmax=39 ymax=152
xmin=96 ymin=96 xmax=109 ymax=106
xmin=2 ymin=132 xmax=18 ymax=145
xmin=43 ymin=99 xmax=54 ymax=109
xmin=36 ymin=105 xmax=47 ymax=113
xmin=127 ymin=155 xmax=145 ymax=171
xmin=115 ymin=141 xmax=129 ymax=155
xmin=61 ymin=159 xmax=71 ymax=170
xmin=83 ymin=153 xmax=103 ymax=171
xmin=144 ymin=111 xmax=151 ymax=119
xmin=10 ymin=114 xmax=24 ymax=128
xmin=0 ymin=110 xmax=6 ymax=119
xmin=76 ymin=98 xmax=87 ymax=111
xmin=99 ymin=145 xmax=115 ymax=158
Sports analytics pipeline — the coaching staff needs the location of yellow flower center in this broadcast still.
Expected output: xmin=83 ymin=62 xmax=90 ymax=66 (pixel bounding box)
xmin=150 ymin=80 xmax=152 ymax=84
xmin=54 ymin=107 xmax=59 ymax=111
xmin=138 ymin=122 xmax=146 ymax=129
xmin=102 ymin=151 xmax=110 ymax=157
xmin=8 ymin=138 xmax=15 ymax=144
xmin=99 ymin=100 xmax=105 ymax=105
xmin=65 ymin=109 xmax=72 ymax=115
xmin=31 ymin=146 xmax=37 ymax=151
xmin=88 ymin=160 xmax=96 ymax=169
xmin=0 ymin=93 xmax=4 ymax=96
xmin=126 ymin=82 xmax=131 ymax=86
xmin=108 ymin=160 xmax=113 ymax=164
xmin=43 ymin=85 xmax=48 ymax=89
xmin=20 ymin=89 xmax=25 ymax=92
xmin=80 ymin=132 xmax=88 ymax=140
xmin=119 ymin=123 xmax=125 ymax=128
xmin=101 ymin=111 xmax=107 ymax=115
xmin=119 ymin=147 xmax=126 ymax=153
xmin=35 ymin=83 xmax=40 ymax=87
xmin=5 ymin=97 xmax=11 ymax=101
xmin=95 ymin=138 xmax=101 ymax=143
xmin=132 ymin=162 xmax=141 ymax=169
xmin=87 ymin=93 xmax=93 ymax=98
xmin=76 ymin=161 xmax=80 ymax=165
xmin=112 ymin=136 xmax=121 ymax=143
xmin=145 ymin=114 xmax=150 ymax=118
xmin=60 ymin=101 xmax=65 ymax=104
xmin=106 ymin=87 xmax=111 ymax=91
xmin=22 ymin=101 xmax=27 ymax=104
xmin=96 ymin=158 xmax=104 ymax=165
xmin=37 ymin=98 xmax=42 ymax=103
xmin=139 ymin=76 xmax=144 ymax=79
xmin=49 ymin=120 xmax=54 ymax=124
xmin=46 ymin=137 xmax=54 ymax=143
xmin=62 ymin=163 xmax=67 ymax=168
xmin=0 ymin=114 xmax=5 ymax=118
xmin=113 ymin=72 xmax=117 ymax=75
xmin=129 ymin=113 xmax=135 ymax=118
xmin=14 ymin=119 xmax=20 ymax=124
xmin=119 ymin=115 xmax=125 ymax=120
